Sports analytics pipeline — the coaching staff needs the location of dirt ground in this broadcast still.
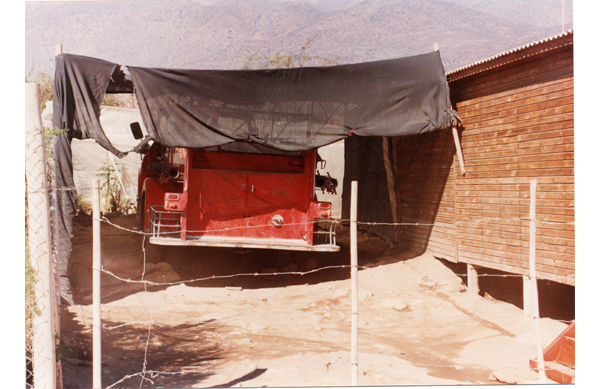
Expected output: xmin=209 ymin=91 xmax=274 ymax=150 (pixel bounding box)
xmin=60 ymin=213 xmax=568 ymax=388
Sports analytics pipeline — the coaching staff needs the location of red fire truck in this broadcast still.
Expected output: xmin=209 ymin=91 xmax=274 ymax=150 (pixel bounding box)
xmin=138 ymin=141 xmax=339 ymax=254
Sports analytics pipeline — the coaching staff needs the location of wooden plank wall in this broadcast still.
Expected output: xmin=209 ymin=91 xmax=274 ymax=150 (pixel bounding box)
xmin=394 ymin=35 xmax=574 ymax=286
xmin=451 ymin=41 xmax=574 ymax=286
xmin=393 ymin=130 xmax=457 ymax=261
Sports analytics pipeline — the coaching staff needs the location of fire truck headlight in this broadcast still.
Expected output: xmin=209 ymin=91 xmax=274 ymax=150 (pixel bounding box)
xmin=272 ymin=215 xmax=284 ymax=227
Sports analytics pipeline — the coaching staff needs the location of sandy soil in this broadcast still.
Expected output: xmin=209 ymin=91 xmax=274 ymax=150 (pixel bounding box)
xmin=60 ymin=214 xmax=567 ymax=388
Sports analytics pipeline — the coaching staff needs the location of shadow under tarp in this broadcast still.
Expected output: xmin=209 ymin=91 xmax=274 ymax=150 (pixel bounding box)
xmin=342 ymin=136 xmax=398 ymax=247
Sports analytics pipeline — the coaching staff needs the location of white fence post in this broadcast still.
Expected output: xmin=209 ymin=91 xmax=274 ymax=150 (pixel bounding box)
xmin=350 ymin=180 xmax=358 ymax=386
xmin=529 ymin=179 xmax=546 ymax=379
xmin=26 ymin=82 xmax=57 ymax=389
xmin=93 ymin=178 xmax=102 ymax=389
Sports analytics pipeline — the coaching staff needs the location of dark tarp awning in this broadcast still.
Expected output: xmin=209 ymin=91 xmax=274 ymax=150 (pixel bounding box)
xmin=53 ymin=52 xmax=458 ymax=152
xmin=51 ymin=52 xmax=459 ymax=302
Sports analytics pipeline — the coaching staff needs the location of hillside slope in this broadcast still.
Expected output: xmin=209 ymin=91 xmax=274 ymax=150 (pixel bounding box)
xmin=26 ymin=0 xmax=564 ymax=75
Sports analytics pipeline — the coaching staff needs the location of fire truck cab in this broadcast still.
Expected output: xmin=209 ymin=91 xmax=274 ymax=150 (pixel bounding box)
xmin=138 ymin=141 xmax=339 ymax=252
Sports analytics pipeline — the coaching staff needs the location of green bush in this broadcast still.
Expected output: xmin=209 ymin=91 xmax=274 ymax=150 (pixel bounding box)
xmin=96 ymin=161 xmax=136 ymax=214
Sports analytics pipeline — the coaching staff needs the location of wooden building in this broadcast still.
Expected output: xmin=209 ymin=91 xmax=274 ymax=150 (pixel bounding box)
xmin=394 ymin=30 xmax=574 ymax=287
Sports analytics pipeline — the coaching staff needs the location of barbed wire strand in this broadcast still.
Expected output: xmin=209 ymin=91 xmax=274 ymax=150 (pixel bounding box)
xmin=98 ymin=216 xmax=574 ymax=238
xmin=101 ymin=264 xmax=363 ymax=287
xmin=98 ymin=246 xmax=576 ymax=360
xmin=97 ymin=215 xmax=575 ymax=284
xmin=95 ymin=214 xmax=575 ymax=285
xmin=100 ymin=264 xmax=574 ymax=285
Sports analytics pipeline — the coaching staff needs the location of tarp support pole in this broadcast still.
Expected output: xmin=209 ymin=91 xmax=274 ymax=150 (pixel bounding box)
xmin=452 ymin=126 xmax=466 ymax=175
xmin=382 ymin=137 xmax=399 ymax=242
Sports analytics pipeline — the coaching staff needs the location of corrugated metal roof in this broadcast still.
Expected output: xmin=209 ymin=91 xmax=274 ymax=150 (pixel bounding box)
xmin=447 ymin=29 xmax=573 ymax=77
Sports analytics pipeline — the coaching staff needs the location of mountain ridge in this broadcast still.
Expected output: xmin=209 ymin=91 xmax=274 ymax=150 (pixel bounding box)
xmin=25 ymin=0 xmax=572 ymax=75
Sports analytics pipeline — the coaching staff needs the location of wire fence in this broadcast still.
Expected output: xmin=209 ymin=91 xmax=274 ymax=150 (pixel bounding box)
xmin=26 ymin=173 xmax=576 ymax=388
xmin=55 ymin=205 xmax=574 ymax=387
xmin=27 ymin=174 xmax=574 ymax=388
xmin=26 ymin=83 xmax=65 ymax=389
